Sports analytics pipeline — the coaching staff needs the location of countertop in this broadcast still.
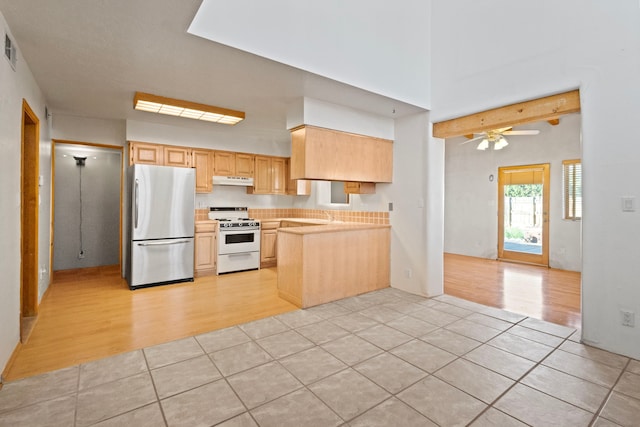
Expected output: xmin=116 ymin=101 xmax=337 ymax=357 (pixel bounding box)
xmin=195 ymin=219 xmax=218 ymax=224
xmin=276 ymin=221 xmax=390 ymax=235
xmin=195 ymin=218 xmax=390 ymax=235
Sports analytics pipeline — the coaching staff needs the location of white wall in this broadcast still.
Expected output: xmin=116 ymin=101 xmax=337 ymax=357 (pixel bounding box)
xmin=445 ymin=115 xmax=582 ymax=271
xmin=380 ymin=112 xmax=443 ymax=297
xmin=126 ymin=119 xmax=290 ymax=157
xmin=432 ymin=0 xmax=640 ymax=359
xmin=52 ymin=115 xmax=126 ymax=147
xmin=286 ymin=97 xmax=395 ymax=140
xmin=0 ymin=11 xmax=50 ymax=375
xmin=189 ymin=0 xmax=431 ymax=109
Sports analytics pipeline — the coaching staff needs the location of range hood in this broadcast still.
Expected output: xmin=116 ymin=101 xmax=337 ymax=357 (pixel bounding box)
xmin=212 ymin=175 xmax=254 ymax=186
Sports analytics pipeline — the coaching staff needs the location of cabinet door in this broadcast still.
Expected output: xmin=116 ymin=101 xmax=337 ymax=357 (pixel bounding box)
xmin=195 ymin=232 xmax=216 ymax=275
xmin=164 ymin=146 xmax=191 ymax=168
xmin=261 ymin=229 xmax=278 ymax=266
xmin=271 ymin=157 xmax=286 ymax=195
xmin=192 ymin=150 xmax=213 ymax=193
xmin=235 ymin=153 xmax=254 ymax=177
xmin=344 ymin=181 xmax=376 ymax=194
xmin=251 ymin=156 xmax=272 ymax=194
xmin=129 ymin=142 xmax=163 ymax=165
xmin=213 ymin=151 xmax=235 ymax=176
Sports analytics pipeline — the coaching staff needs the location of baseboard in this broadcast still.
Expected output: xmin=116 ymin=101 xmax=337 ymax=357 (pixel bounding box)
xmin=2 ymin=341 xmax=23 ymax=384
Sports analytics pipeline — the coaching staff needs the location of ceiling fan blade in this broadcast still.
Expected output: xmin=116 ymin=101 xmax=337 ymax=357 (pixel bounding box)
xmin=494 ymin=127 xmax=513 ymax=133
xmin=460 ymin=135 xmax=485 ymax=145
xmin=502 ymin=130 xmax=540 ymax=135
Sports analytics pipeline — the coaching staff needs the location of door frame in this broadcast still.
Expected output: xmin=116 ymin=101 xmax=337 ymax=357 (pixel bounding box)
xmin=498 ymin=163 xmax=550 ymax=266
xmin=51 ymin=139 xmax=125 ymax=272
xmin=20 ymin=99 xmax=40 ymax=337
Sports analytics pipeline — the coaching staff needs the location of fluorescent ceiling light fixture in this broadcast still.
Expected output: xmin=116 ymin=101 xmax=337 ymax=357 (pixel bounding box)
xmin=133 ymin=92 xmax=245 ymax=125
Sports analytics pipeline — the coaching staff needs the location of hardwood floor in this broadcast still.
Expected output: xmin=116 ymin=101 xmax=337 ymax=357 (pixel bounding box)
xmin=4 ymin=265 xmax=297 ymax=381
xmin=5 ymin=255 xmax=581 ymax=382
xmin=444 ymin=253 xmax=581 ymax=330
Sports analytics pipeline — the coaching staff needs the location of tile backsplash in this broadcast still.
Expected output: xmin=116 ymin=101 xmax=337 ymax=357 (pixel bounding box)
xmin=195 ymin=208 xmax=389 ymax=224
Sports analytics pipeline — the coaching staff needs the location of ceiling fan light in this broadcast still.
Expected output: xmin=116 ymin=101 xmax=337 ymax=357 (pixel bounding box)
xmin=477 ymin=139 xmax=489 ymax=150
xmin=494 ymin=136 xmax=509 ymax=150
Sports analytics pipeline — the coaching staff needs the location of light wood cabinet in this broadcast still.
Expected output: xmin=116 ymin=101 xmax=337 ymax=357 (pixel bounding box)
xmin=285 ymin=159 xmax=311 ymax=196
xmin=344 ymin=182 xmax=376 ymax=194
xmin=129 ymin=141 xmax=163 ymax=166
xmin=260 ymin=221 xmax=280 ymax=268
xmin=164 ymin=146 xmax=191 ymax=168
xmin=277 ymin=225 xmax=391 ymax=308
xmin=195 ymin=222 xmax=217 ymax=276
xmin=235 ymin=153 xmax=254 ymax=177
xmin=213 ymin=151 xmax=235 ymax=176
xmin=192 ymin=150 xmax=213 ymax=193
xmin=129 ymin=141 xmax=192 ymax=168
xmin=272 ymin=157 xmax=286 ymax=194
xmin=290 ymin=125 xmax=393 ymax=183
xmin=248 ymin=156 xmax=286 ymax=195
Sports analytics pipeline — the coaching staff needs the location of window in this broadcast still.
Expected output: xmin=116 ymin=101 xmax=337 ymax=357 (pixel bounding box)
xmin=563 ymin=159 xmax=582 ymax=220
xmin=330 ymin=181 xmax=349 ymax=204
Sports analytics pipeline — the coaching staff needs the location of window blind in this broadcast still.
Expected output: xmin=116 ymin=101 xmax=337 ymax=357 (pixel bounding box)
xmin=563 ymin=159 xmax=582 ymax=220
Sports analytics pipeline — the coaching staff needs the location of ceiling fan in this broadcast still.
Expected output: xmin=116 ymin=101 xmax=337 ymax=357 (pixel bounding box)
xmin=463 ymin=127 xmax=540 ymax=150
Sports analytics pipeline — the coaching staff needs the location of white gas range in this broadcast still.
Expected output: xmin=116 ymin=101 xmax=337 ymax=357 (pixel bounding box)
xmin=208 ymin=207 xmax=261 ymax=274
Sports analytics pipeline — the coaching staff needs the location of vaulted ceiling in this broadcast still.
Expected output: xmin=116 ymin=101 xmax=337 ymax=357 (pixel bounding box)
xmin=0 ymin=0 xmax=424 ymax=138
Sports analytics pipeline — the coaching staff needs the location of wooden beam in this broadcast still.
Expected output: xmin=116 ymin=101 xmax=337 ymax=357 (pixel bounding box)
xmin=433 ymin=90 xmax=580 ymax=139
xmin=547 ymin=118 xmax=560 ymax=126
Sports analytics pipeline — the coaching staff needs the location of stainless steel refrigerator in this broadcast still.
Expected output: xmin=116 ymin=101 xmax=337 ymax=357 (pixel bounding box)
xmin=127 ymin=164 xmax=195 ymax=289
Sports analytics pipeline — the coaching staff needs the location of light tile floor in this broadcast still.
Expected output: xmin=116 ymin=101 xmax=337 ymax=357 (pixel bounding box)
xmin=0 ymin=289 xmax=639 ymax=427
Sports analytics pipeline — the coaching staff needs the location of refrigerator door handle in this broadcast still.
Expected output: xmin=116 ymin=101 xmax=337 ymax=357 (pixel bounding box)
xmin=137 ymin=240 xmax=192 ymax=247
xmin=134 ymin=178 xmax=139 ymax=229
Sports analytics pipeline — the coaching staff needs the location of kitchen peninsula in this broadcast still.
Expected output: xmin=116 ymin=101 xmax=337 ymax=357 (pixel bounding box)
xmin=276 ymin=221 xmax=391 ymax=308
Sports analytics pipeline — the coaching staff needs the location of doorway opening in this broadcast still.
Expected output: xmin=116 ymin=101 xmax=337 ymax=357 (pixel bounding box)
xmin=51 ymin=141 xmax=123 ymax=276
xmin=436 ymin=90 xmax=582 ymax=327
xmin=498 ymin=163 xmax=550 ymax=266
xmin=20 ymin=99 xmax=40 ymax=343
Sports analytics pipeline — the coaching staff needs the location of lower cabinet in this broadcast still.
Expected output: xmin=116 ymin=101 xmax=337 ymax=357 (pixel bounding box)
xmin=195 ymin=222 xmax=217 ymax=276
xmin=260 ymin=221 xmax=280 ymax=268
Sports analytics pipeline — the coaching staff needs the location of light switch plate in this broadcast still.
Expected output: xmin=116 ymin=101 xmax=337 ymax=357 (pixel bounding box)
xmin=622 ymin=197 xmax=636 ymax=212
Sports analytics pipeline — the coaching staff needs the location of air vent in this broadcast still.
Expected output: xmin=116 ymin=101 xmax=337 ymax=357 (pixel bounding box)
xmin=5 ymin=33 xmax=16 ymax=70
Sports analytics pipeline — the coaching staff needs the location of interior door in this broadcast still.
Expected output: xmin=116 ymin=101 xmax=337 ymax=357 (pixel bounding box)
xmin=498 ymin=164 xmax=550 ymax=266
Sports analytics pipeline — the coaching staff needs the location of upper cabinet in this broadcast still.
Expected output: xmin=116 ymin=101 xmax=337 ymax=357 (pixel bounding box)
xmin=164 ymin=146 xmax=191 ymax=168
xmin=213 ymin=151 xmax=235 ymax=176
xmin=129 ymin=141 xmax=190 ymax=168
xmin=213 ymin=151 xmax=254 ymax=177
xmin=129 ymin=141 xmax=163 ymax=165
xmin=129 ymin=141 xmax=309 ymax=196
xmin=290 ymin=125 xmax=393 ymax=183
xmin=248 ymin=155 xmax=286 ymax=195
xmin=235 ymin=153 xmax=254 ymax=177
xmin=344 ymin=181 xmax=376 ymax=194
xmin=192 ymin=149 xmax=213 ymax=193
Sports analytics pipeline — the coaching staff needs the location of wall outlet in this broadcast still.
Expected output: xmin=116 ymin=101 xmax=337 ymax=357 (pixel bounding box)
xmin=404 ymin=268 xmax=412 ymax=278
xmin=388 ymin=202 xmax=393 ymax=212
xmin=78 ymin=251 xmax=85 ymax=259
xmin=621 ymin=310 xmax=635 ymax=327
